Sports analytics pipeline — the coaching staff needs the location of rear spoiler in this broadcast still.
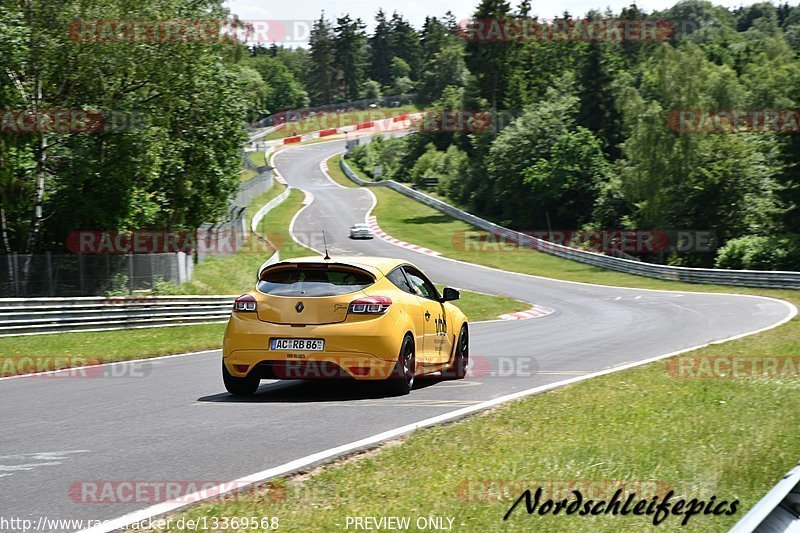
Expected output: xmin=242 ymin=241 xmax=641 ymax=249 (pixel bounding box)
xmin=257 ymin=260 xmax=377 ymax=281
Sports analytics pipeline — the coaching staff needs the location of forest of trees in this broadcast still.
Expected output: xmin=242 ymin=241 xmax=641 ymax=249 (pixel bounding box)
xmin=334 ymin=1 xmax=800 ymax=269
xmin=2 ymin=0 xmax=800 ymax=270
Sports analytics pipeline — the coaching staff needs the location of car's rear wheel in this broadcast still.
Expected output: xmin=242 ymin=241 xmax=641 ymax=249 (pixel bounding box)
xmin=222 ymin=362 xmax=260 ymax=396
xmin=386 ymin=335 xmax=415 ymax=395
xmin=443 ymin=324 xmax=469 ymax=379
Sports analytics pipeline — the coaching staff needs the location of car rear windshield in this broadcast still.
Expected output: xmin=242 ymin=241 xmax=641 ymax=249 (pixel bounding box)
xmin=258 ymin=266 xmax=375 ymax=296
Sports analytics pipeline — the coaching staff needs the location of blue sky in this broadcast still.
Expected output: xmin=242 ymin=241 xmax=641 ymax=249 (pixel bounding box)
xmin=225 ymin=0 xmax=756 ymax=32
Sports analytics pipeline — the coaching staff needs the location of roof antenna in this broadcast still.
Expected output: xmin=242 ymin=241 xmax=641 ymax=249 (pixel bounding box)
xmin=322 ymin=230 xmax=331 ymax=260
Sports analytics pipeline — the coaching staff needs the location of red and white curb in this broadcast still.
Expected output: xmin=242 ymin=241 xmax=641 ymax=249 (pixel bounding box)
xmin=274 ymin=174 xmax=288 ymax=185
xmin=499 ymin=305 xmax=555 ymax=321
xmin=367 ymin=216 xmax=440 ymax=256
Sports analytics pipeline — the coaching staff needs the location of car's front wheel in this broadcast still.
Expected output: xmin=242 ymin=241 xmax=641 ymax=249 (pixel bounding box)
xmin=386 ymin=335 xmax=415 ymax=395
xmin=222 ymin=362 xmax=260 ymax=396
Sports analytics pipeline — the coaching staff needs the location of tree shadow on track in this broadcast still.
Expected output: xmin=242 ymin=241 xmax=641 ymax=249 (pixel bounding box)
xmin=198 ymin=377 xmax=442 ymax=403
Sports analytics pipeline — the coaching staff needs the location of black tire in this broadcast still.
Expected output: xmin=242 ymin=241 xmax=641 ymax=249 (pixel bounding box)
xmin=386 ymin=335 xmax=415 ymax=395
xmin=443 ymin=324 xmax=468 ymax=379
xmin=222 ymin=361 xmax=260 ymax=396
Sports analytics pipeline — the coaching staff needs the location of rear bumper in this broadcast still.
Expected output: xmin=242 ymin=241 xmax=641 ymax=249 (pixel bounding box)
xmin=224 ymin=355 xmax=396 ymax=380
xmin=223 ymin=313 xmax=401 ymax=380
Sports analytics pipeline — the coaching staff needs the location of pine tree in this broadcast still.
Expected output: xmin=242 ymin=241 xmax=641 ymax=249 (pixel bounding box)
xmin=307 ymin=14 xmax=337 ymax=105
xmin=464 ymin=0 xmax=515 ymax=115
xmin=369 ymin=10 xmax=393 ymax=88
xmin=389 ymin=13 xmax=422 ymax=80
xmin=334 ymin=15 xmax=368 ymax=100
xmin=421 ymin=16 xmax=450 ymax=64
xmin=577 ymin=42 xmax=621 ymax=159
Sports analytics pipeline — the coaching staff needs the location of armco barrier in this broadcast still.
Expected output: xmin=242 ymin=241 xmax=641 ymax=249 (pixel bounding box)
xmin=231 ymin=167 xmax=273 ymax=210
xmin=251 ymin=187 xmax=291 ymax=236
xmin=340 ymin=155 xmax=800 ymax=289
xmin=730 ymin=461 xmax=800 ymax=532
xmin=0 ymin=295 xmax=237 ymax=337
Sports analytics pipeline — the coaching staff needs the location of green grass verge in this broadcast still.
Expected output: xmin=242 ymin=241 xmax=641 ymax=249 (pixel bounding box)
xmin=266 ymin=105 xmax=420 ymax=140
xmin=326 ymin=154 xmax=358 ymax=188
xmin=247 ymin=151 xmax=267 ymax=167
xmin=156 ymin=152 xmax=800 ymax=532
xmin=239 ymin=169 xmax=258 ymax=182
xmin=444 ymin=287 xmax=528 ymax=322
xmin=0 ymin=323 xmax=226 ymax=376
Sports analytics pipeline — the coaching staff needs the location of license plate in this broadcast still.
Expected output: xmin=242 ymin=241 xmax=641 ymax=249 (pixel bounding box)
xmin=270 ymin=338 xmax=325 ymax=351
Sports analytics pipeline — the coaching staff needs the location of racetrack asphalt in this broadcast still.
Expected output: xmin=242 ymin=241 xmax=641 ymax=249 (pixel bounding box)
xmin=0 ymin=139 xmax=794 ymax=531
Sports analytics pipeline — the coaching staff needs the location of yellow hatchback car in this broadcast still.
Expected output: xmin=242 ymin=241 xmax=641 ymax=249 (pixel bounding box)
xmin=222 ymin=256 xmax=469 ymax=395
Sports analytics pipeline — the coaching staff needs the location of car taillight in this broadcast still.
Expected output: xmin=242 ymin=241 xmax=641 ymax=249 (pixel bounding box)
xmin=234 ymin=294 xmax=257 ymax=312
xmin=348 ymin=296 xmax=391 ymax=315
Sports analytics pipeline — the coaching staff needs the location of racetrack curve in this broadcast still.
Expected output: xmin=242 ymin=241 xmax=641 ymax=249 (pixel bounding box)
xmin=0 ymin=138 xmax=794 ymax=531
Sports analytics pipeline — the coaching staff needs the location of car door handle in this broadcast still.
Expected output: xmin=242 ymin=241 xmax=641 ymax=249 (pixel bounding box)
xmin=425 ymin=311 xmax=431 ymax=320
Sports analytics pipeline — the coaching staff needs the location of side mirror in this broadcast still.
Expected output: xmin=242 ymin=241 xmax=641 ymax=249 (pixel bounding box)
xmin=441 ymin=287 xmax=460 ymax=302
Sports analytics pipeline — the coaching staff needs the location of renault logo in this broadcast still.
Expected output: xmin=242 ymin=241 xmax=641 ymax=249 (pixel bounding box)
xmin=295 ymin=301 xmax=304 ymax=313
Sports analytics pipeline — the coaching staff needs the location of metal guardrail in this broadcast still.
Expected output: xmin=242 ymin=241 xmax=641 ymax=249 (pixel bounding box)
xmin=0 ymin=295 xmax=237 ymax=337
xmin=730 ymin=461 xmax=800 ymax=532
xmin=340 ymin=156 xmax=800 ymax=289
xmin=252 ymin=187 xmax=291 ymax=234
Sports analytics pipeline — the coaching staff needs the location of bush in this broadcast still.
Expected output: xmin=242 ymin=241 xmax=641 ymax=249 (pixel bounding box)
xmin=152 ymin=277 xmax=180 ymax=295
xmin=104 ymin=273 xmax=130 ymax=296
xmin=347 ymin=136 xmax=406 ymax=180
xmin=714 ymin=234 xmax=800 ymax=270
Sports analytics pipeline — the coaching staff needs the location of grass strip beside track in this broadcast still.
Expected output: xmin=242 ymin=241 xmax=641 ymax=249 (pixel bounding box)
xmin=246 ymin=151 xmax=267 ymax=167
xmin=0 ymin=324 xmax=227 ymax=377
xmin=326 ymin=154 xmax=358 ymax=188
xmin=239 ymin=169 xmax=259 ymax=182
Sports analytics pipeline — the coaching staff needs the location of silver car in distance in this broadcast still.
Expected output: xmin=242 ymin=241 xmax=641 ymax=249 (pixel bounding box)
xmin=349 ymin=223 xmax=374 ymax=239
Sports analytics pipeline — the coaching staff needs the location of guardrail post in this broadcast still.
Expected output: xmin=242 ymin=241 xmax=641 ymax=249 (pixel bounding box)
xmin=78 ymin=253 xmax=85 ymax=295
xmin=10 ymin=253 xmax=20 ymax=297
xmin=127 ymin=253 xmax=134 ymax=295
xmin=178 ymin=252 xmax=187 ymax=284
xmin=46 ymin=251 xmax=54 ymax=296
